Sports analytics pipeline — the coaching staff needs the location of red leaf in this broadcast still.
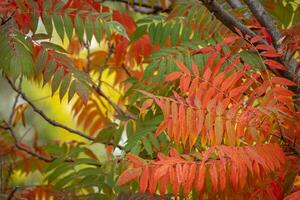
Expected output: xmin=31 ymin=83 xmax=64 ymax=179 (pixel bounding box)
xmin=260 ymin=51 xmax=281 ymax=58
xmin=193 ymin=47 xmax=213 ymax=54
xmin=175 ymin=60 xmax=190 ymax=74
xmin=222 ymin=36 xmax=238 ymax=45
xmin=117 ymin=168 xmax=142 ymax=185
xmin=272 ymin=87 xmax=295 ymax=96
xmin=165 ymin=72 xmax=182 ymax=82
xmin=250 ymin=35 xmax=265 ymax=44
xmin=264 ymin=60 xmax=286 ymax=70
xmin=255 ymin=44 xmax=274 ymax=51
xmin=271 ymin=77 xmax=297 ymax=86
xmin=192 ymin=61 xmax=199 ymax=77
xmin=284 ymin=191 xmax=300 ymax=200
xmin=234 ymin=27 xmax=243 ymax=37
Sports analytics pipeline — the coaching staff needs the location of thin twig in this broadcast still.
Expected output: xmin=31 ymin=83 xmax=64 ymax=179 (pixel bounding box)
xmin=6 ymin=76 xmax=95 ymax=141
xmin=6 ymin=186 xmax=17 ymax=200
xmin=0 ymin=11 xmax=15 ymax=26
xmin=0 ymin=124 xmax=53 ymax=162
xmin=92 ymin=83 xmax=137 ymax=120
xmin=97 ymin=43 xmax=114 ymax=87
xmin=8 ymin=76 xmax=22 ymax=125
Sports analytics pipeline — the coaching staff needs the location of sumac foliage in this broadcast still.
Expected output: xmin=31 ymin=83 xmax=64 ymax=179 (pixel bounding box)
xmin=0 ymin=0 xmax=299 ymax=199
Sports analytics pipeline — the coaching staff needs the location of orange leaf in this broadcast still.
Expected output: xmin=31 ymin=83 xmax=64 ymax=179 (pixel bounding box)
xmin=192 ymin=61 xmax=199 ymax=77
xmin=271 ymin=77 xmax=297 ymax=86
xmin=155 ymin=165 xmax=169 ymax=180
xmin=229 ymin=86 xmax=248 ymax=98
xmin=117 ymin=168 xmax=142 ymax=185
xmin=176 ymin=164 xmax=183 ymax=184
xmin=196 ymin=163 xmax=206 ymax=192
xmin=155 ymin=120 xmax=168 ymax=137
xmin=140 ymin=99 xmax=153 ymax=113
xmin=140 ymin=167 xmax=149 ymax=193
xmin=165 ymin=72 xmax=182 ymax=82
xmin=127 ymin=153 xmax=147 ymax=167
xmin=215 ymin=116 xmax=224 ymax=145
xmin=209 ymin=162 xmax=219 ymax=192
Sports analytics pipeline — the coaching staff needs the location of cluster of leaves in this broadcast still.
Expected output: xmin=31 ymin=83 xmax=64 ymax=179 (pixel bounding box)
xmin=0 ymin=0 xmax=299 ymax=199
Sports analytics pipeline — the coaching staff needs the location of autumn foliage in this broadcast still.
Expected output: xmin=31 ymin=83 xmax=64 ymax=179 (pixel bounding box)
xmin=0 ymin=0 xmax=299 ymax=199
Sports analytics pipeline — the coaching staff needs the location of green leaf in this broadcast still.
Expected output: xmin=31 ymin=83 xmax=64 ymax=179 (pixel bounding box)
xmin=94 ymin=127 xmax=114 ymax=143
xmin=46 ymin=164 xmax=73 ymax=183
xmin=148 ymin=132 xmax=160 ymax=150
xmin=108 ymin=21 xmax=129 ymax=40
xmin=41 ymin=41 xmax=67 ymax=53
xmin=59 ymin=74 xmax=71 ymax=100
xmin=0 ymin=29 xmax=13 ymax=73
xmin=30 ymin=1 xmax=39 ymax=33
xmin=54 ymin=173 xmax=77 ymax=189
xmin=143 ymin=137 xmax=153 ymax=156
xmin=94 ymin=20 xmax=102 ymax=43
xmin=63 ymin=14 xmax=73 ymax=41
xmin=43 ymin=60 xmax=56 ymax=85
xmin=130 ymin=142 xmax=141 ymax=155
xmin=68 ymin=80 xmax=77 ymax=102
xmin=113 ymin=126 xmax=124 ymax=147
xmin=34 ymin=49 xmax=48 ymax=74
xmin=74 ymin=14 xmax=85 ymax=43
xmin=143 ymin=59 xmax=160 ymax=79
xmin=85 ymin=15 xmax=93 ymax=43
xmin=102 ymin=21 xmax=111 ymax=39
xmin=43 ymin=0 xmax=51 ymax=11
xmin=11 ymin=41 xmax=34 ymax=77
xmin=31 ymin=33 xmax=51 ymax=40
xmin=130 ymin=24 xmax=147 ymax=42
xmin=42 ymin=14 xmax=53 ymax=36
xmin=76 ymin=81 xmax=89 ymax=104
xmin=51 ymin=68 xmax=64 ymax=95
xmin=53 ymin=13 xmax=65 ymax=42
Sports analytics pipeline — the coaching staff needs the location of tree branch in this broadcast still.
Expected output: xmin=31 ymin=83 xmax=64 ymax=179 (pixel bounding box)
xmin=226 ymin=0 xmax=242 ymax=9
xmin=109 ymin=0 xmax=163 ymax=10
xmin=243 ymin=0 xmax=281 ymax=49
xmin=200 ymin=0 xmax=257 ymax=38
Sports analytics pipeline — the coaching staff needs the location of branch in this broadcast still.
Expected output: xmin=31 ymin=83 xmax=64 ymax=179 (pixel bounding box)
xmin=226 ymin=0 xmax=242 ymax=9
xmin=243 ymin=0 xmax=281 ymax=49
xmin=107 ymin=0 xmax=167 ymax=12
xmin=200 ymin=0 xmax=257 ymax=38
xmin=6 ymin=76 xmax=95 ymax=141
